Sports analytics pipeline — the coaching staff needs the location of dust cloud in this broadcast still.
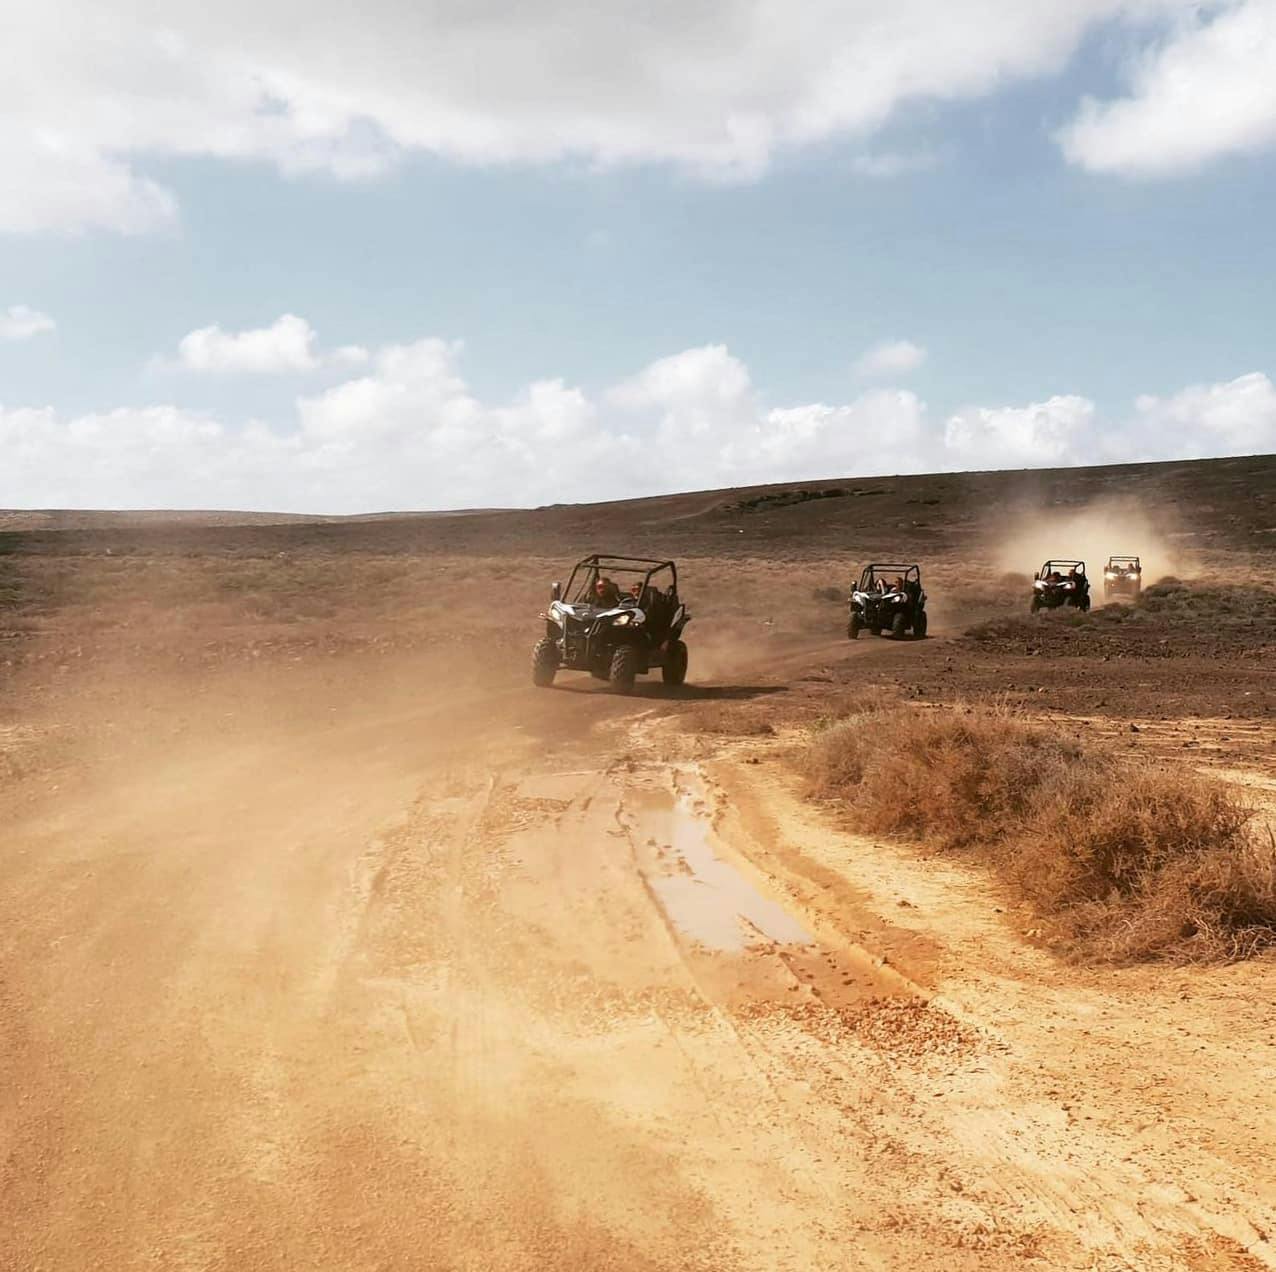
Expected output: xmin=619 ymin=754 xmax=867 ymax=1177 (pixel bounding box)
xmin=991 ymin=495 xmax=1190 ymax=584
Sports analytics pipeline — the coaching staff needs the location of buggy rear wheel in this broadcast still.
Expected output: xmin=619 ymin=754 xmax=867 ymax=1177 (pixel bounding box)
xmin=531 ymin=637 xmax=559 ymax=687
xmin=662 ymin=639 xmax=688 ymax=686
xmin=609 ymin=644 xmax=639 ymax=694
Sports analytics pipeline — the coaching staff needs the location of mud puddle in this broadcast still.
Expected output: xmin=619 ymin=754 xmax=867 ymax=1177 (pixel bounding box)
xmin=623 ymin=770 xmax=813 ymax=952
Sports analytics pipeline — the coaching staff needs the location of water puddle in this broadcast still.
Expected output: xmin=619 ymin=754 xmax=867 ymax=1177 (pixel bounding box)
xmin=632 ymin=777 xmax=813 ymax=953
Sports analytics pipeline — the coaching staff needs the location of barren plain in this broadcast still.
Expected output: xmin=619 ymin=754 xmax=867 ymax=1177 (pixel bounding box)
xmin=2 ymin=454 xmax=1275 ymax=1271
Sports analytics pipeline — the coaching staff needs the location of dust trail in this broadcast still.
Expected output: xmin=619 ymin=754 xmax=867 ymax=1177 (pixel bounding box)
xmin=990 ymin=494 xmax=1190 ymax=584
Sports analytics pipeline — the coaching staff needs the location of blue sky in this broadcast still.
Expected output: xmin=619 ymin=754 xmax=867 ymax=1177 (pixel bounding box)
xmin=2 ymin=0 xmax=1275 ymax=511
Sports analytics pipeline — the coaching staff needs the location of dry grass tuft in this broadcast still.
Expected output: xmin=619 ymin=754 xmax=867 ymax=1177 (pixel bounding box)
xmin=802 ymin=703 xmax=1276 ymax=962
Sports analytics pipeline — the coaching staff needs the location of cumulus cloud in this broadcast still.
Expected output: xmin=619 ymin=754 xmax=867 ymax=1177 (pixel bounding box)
xmin=1129 ymin=371 xmax=1276 ymax=456
xmin=2 ymin=338 xmax=1272 ymax=511
xmin=1059 ymin=0 xmax=1276 ymax=174
xmin=0 ymin=305 xmax=56 ymax=340
xmin=854 ymin=339 xmax=928 ymax=378
xmin=607 ymin=345 xmax=929 ymax=485
xmin=945 ymin=373 xmax=1276 ymax=468
xmin=944 ymin=395 xmax=1097 ymax=467
xmin=160 ymin=314 xmax=372 ymax=374
xmin=331 ymin=345 xmax=371 ymax=367
xmin=1 ymin=339 xmax=929 ymax=511
xmin=0 ymin=0 xmax=1201 ymax=234
xmin=0 ymin=139 xmax=178 ymax=236
xmin=170 ymin=314 xmax=320 ymax=373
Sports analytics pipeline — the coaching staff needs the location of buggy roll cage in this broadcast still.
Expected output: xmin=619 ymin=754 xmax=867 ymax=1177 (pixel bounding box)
xmin=1038 ymin=559 xmax=1086 ymax=576
xmin=1106 ymin=556 xmax=1141 ymax=571
xmin=856 ymin=563 xmax=921 ymax=592
xmin=560 ymin=554 xmax=678 ymax=605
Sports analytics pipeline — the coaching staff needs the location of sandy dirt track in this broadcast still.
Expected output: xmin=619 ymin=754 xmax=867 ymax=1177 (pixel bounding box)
xmin=2 ymin=638 xmax=1274 ymax=1272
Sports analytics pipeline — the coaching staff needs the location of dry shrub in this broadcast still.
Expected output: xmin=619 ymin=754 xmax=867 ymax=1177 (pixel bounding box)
xmin=802 ymin=703 xmax=1276 ymax=962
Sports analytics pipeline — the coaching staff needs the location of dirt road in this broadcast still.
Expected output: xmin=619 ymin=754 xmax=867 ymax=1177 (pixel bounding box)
xmin=2 ymin=649 xmax=1274 ymax=1271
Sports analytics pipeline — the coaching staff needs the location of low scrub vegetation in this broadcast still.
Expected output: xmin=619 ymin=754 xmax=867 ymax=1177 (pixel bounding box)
xmin=802 ymin=702 xmax=1276 ymax=962
xmin=963 ymin=577 xmax=1276 ymax=659
xmin=1139 ymin=579 xmax=1276 ymax=623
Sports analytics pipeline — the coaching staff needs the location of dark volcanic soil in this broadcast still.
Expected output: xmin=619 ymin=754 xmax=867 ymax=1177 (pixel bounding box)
xmin=3 ymin=452 xmax=1274 ymax=744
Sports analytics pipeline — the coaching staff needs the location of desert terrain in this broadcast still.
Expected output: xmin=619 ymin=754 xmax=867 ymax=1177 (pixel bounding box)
xmin=2 ymin=453 xmax=1275 ymax=1271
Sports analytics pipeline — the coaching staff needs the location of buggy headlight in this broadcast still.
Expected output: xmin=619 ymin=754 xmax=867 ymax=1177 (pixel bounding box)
xmin=1105 ymin=572 xmax=1117 ymax=579
xmin=613 ymin=612 xmax=632 ymax=626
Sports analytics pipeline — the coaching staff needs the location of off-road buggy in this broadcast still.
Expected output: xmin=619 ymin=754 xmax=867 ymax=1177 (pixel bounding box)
xmin=1031 ymin=560 xmax=1091 ymax=612
xmin=532 ymin=554 xmax=690 ymax=693
xmin=1103 ymin=555 xmax=1142 ymax=602
xmin=847 ymin=563 xmax=927 ymax=639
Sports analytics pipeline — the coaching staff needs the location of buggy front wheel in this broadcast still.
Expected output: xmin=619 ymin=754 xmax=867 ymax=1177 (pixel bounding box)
xmin=531 ymin=637 xmax=559 ymax=687
xmin=662 ymin=639 xmax=688 ymax=686
xmin=609 ymin=645 xmax=639 ymax=694
xmin=847 ymin=613 xmax=861 ymax=640
xmin=914 ymin=610 xmax=927 ymax=638
xmin=891 ymin=612 xmax=908 ymax=639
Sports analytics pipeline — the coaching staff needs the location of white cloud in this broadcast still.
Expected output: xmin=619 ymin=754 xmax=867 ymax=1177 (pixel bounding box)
xmin=161 ymin=315 xmax=374 ymax=375
xmin=331 ymin=344 xmax=370 ymax=367
xmin=0 ymin=339 xmax=929 ymax=511
xmin=0 ymin=305 xmax=56 ymax=340
xmin=609 ymin=345 xmax=754 ymax=429
xmin=1059 ymin=0 xmax=1276 ymax=175
xmin=2 ymin=337 xmax=1271 ymax=511
xmin=854 ymin=339 xmax=928 ymax=378
xmin=945 ymin=373 xmax=1276 ymax=468
xmin=944 ymin=394 xmax=1097 ymax=467
xmin=1 ymin=0 xmax=1195 ymax=234
xmin=605 ymin=345 xmax=923 ymax=485
xmin=173 ymin=314 xmax=320 ymax=374
xmin=0 ymin=135 xmax=178 ymax=235
xmin=0 ymin=403 xmax=276 ymax=509
xmin=1129 ymin=371 xmax=1276 ymax=455
xmin=742 ymin=392 xmax=928 ymax=480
